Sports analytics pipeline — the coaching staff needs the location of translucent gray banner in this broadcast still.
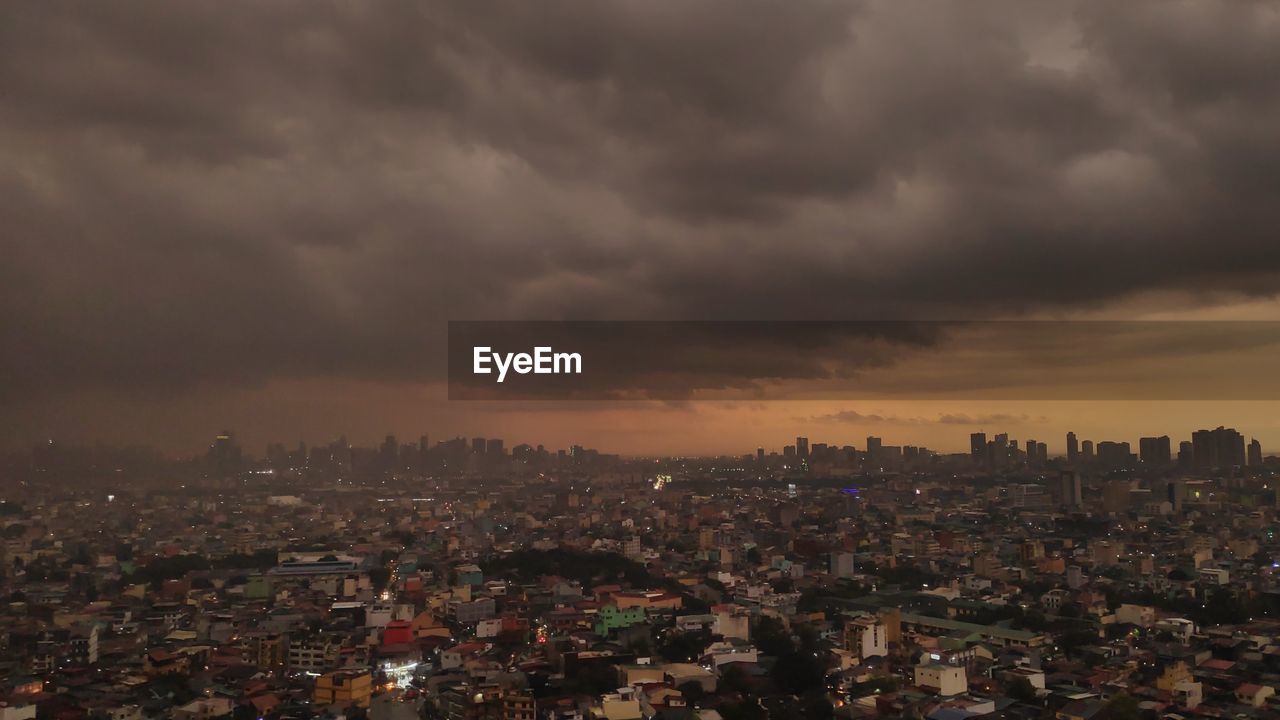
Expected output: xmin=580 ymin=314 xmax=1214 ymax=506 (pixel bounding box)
xmin=447 ymin=320 xmax=1280 ymax=400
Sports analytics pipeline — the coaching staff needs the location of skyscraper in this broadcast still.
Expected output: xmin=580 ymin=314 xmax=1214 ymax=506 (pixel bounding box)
xmin=1066 ymin=432 xmax=1078 ymax=463
xmin=1139 ymin=436 xmax=1171 ymax=465
xmin=1026 ymin=440 xmax=1047 ymax=467
xmin=1097 ymin=441 xmax=1133 ymax=467
xmin=379 ymin=433 xmax=398 ymax=470
xmin=1248 ymin=438 xmax=1262 ymax=466
xmin=796 ymin=436 xmax=809 ymax=460
xmin=208 ymin=431 xmax=242 ymax=476
xmin=1191 ymin=426 xmax=1245 ymax=468
xmin=1060 ymin=470 xmax=1083 ymax=508
xmin=992 ymin=433 xmax=1009 ymax=469
xmin=1177 ymin=440 xmax=1193 ymax=467
xmin=970 ymin=433 xmax=986 ymax=465
xmin=866 ymin=436 xmax=882 ymax=464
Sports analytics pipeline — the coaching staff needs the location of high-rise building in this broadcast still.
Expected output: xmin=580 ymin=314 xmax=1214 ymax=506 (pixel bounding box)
xmin=1097 ymin=441 xmax=1133 ymax=467
xmin=1191 ymin=426 xmax=1245 ymax=468
xmin=1060 ymin=470 xmax=1083 ymax=508
xmin=970 ymin=433 xmax=987 ymax=465
xmin=1177 ymin=441 xmax=1193 ymax=467
xmin=756 ymin=447 xmax=765 ymax=465
xmin=992 ymin=434 xmax=1009 ymax=469
xmin=1139 ymin=436 xmax=1172 ymax=465
xmin=485 ymin=438 xmax=504 ymax=456
xmin=1081 ymin=440 xmax=1095 ymax=461
xmin=1066 ymin=432 xmax=1078 ymax=463
xmin=1026 ymin=440 xmax=1047 ymax=467
xmin=208 ymin=431 xmax=242 ymax=476
xmin=471 ymin=437 xmax=487 ymax=455
xmin=379 ymin=434 xmax=398 ymax=469
xmin=1248 ymin=438 xmax=1263 ymax=466
xmin=866 ymin=436 xmax=882 ymax=464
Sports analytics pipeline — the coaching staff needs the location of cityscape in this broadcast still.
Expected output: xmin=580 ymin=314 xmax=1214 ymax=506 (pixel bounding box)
xmin=6 ymin=2 xmax=1280 ymax=720
xmin=3 ymin=423 xmax=1280 ymax=720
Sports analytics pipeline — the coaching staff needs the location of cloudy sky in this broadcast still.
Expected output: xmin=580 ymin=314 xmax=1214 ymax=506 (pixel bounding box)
xmin=4 ymin=1 xmax=1280 ymax=455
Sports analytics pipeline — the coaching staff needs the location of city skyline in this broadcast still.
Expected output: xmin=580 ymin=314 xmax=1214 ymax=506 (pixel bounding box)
xmin=19 ymin=420 xmax=1276 ymax=466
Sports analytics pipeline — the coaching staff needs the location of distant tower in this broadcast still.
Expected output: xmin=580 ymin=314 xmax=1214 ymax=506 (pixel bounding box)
xmin=1066 ymin=432 xmax=1078 ymax=463
xmin=796 ymin=437 xmax=809 ymax=460
xmin=1177 ymin=441 xmax=1193 ymax=467
xmin=1248 ymin=438 xmax=1262 ymax=466
xmin=866 ymin=436 xmax=882 ymax=465
xmin=1139 ymin=436 xmax=1172 ymax=465
xmin=1191 ymin=426 xmax=1245 ymax=468
xmin=208 ymin=431 xmax=242 ymax=477
xmin=993 ymin=434 xmax=1009 ymax=469
xmin=970 ymin=433 xmax=987 ymax=466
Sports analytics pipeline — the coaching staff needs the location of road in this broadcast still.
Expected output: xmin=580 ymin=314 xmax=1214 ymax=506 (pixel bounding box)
xmin=371 ymin=691 xmax=422 ymax=720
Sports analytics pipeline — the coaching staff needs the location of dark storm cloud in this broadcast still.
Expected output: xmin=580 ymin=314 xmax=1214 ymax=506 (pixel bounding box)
xmin=4 ymin=0 xmax=1280 ymax=403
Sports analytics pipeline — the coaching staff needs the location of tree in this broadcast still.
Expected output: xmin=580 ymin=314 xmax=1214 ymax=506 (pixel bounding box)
xmin=659 ymin=629 xmax=710 ymax=663
xmin=570 ymin=662 xmax=620 ymax=695
xmin=721 ymin=664 xmax=753 ymax=695
xmin=627 ymin=636 xmax=652 ymax=657
xmin=1107 ymin=693 xmax=1140 ymax=720
xmin=677 ymin=680 xmax=706 ymax=703
xmin=798 ymin=688 xmax=834 ymax=720
xmin=752 ymin=616 xmax=794 ymax=657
